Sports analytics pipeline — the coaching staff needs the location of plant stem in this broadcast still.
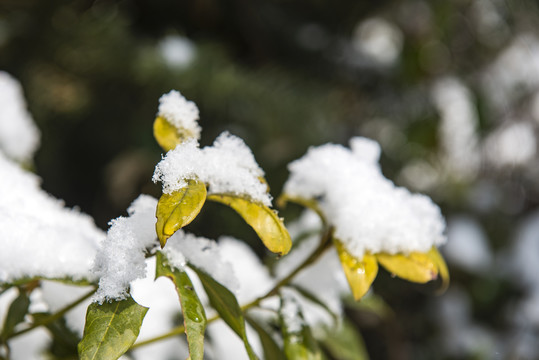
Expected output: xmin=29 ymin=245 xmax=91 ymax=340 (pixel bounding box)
xmin=131 ymin=227 xmax=334 ymax=349
xmin=9 ymin=286 xmax=96 ymax=339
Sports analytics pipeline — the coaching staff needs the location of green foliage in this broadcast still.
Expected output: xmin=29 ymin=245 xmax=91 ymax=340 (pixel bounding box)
xmin=78 ymin=297 xmax=148 ymax=360
xmin=191 ymin=267 xmax=260 ymax=360
xmin=0 ymin=290 xmax=30 ymax=342
xmin=156 ymin=252 xmax=207 ymax=360
xmin=279 ymin=295 xmax=323 ymax=360
xmin=318 ymin=320 xmax=369 ymax=360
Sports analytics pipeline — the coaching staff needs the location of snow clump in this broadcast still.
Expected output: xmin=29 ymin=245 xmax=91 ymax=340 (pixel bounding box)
xmin=0 ymin=152 xmax=104 ymax=284
xmin=93 ymin=195 xmax=158 ymax=303
xmin=158 ymin=90 xmax=201 ymax=141
xmin=283 ymin=137 xmax=446 ymax=260
xmin=153 ymin=132 xmax=271 ymax=206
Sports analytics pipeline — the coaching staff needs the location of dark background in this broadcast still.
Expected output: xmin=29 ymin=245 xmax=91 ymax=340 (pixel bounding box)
xmin=2 ymin=0 xmax=539 ymax=358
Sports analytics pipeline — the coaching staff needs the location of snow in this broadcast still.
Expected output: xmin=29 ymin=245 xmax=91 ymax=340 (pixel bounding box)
xmin=163 ymin=231 xmax=239 ymax=293
xmin=158 ymin=90 xmax=201 ymax=141
xmin=0 ymin=71 xmax=40 ymax=163
xmin=432 ymin=77 xmax=480 ymax=181
xmin=483 ymin=122 xmax=536 ymax=168
xmin=158 ymin=35 xmax=196 ymax=69
xmin=93 ymin=195 xmax=158 ymax=303
xmin=443 ymin=216 xmax=492 ymax=273
xmin=0 ymin=152 xmax=104 ymax=284
xmin=153 ymin=132 xmax=271 ymax=206
xmin=283 ymin=137 xmax=446 ymax=260
xmin=352 ymin=17 xmax=403 ymax=65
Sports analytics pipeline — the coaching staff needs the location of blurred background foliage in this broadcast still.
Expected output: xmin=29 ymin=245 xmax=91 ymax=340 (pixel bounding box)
xmin=2 ymin=0 xmax=539 ymax=358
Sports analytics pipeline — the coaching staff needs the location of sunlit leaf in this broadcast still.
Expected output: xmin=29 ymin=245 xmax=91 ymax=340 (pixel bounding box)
xmin=319 ymin=320 xmax=369 ymax=360
xmin=376 ymin=251 xmax=438 ymax=284
xmin=153 ymin=116 xmax=197 ymax=152
xmin=335 ymin=241 xmax=378 ymax=301
xmin=207 ymin=194 xmax=291 ymax=256
xmin=156 ymin=179 xmax=207 ymax=248
xmin=156 ymin=252 xmax=206 ymax=360
xmin=191 ymin=267 xmax=259 ymax=360
xmin=1 ymin=290 xmax=30 ymax=340
xmin=279 ymin=295 xmax=322 ymax=360
xmin=427 ymin=247 xmax=450 ymax=293
xmin=277 ymin=194 xmax=327 ymax=226
xmin=246 ymin=315 xmax=286 ymax=360
xmin=78 ymin=296 xmax=148 ymax=360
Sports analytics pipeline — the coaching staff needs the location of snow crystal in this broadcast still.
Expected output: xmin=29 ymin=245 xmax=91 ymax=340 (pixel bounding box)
xmin=0 ymin=152 xmax=104 ymax=284
xmin=0 ymin=71 xmax=40 ymax=162
xmin=163 ymin=231 xmax=239 ymax=292
xmin=153 ymin=132 xmax=271 ymax=206
xmin=158 ymin=90 xmax=201 ymax=141
xmin=280 ymin=288 xmax=305 ymax=333
xmin=283 ymin=137 xmax=446 ymax=259
xmin=93 ymin=195 xmax=158 ymax=303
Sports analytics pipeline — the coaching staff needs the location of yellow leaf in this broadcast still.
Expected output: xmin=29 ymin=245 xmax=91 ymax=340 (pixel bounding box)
xmin=156 ymin=180 xmax=207 ymax=248
xmin=207 ymin=194 xmax=292 ymax=256
xmin=376 ymin=251 xmax=438 ymax=284
xmin=335 ymin=240 xmax=378 ymax=301
xmin=153 ymin=116 xmax=197 ymax=152
xmin=276 ymin=194 xmax=327 ymax=227
xmin=427 ymin=247 xmax=450 ymax=294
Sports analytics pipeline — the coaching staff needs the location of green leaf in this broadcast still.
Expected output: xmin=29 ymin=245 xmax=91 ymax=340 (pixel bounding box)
xmin=207 ymin=194 xmax=292 ymax=256
xmin=156 ymin=252 xmax=206 ymax=360
xmin=279 ymin=295 xmax=322 ymax=360
xmin=335 ymin=241 xmax=378 ymax=301
xmin=345 ymin=293 xmax=394 ymax=320
xmin=427 ymin=247 xmax=450 ymax=294
xmin=246 ymin=315 xmax=286 ymax=360
xmin=156 ymin=179 xmax=207 ymax=248
xmin=191 ymin=267 xmax=259 ymax=360
xmin=1 ymin=290 xmax=30 ymax=340
xmin=376 ymin=251 xmax=437 ymax=284
xmin=153 ymin=116 xmax=197 ymax=152
xmin=33 ymin=312 xmax=80 ymax=359
xmin=78 ymin=296 xmax=148 ymax=360
xmin=290 ymin=285 xmax=338 ymax=323
xmin=319 ymin=320 xmax=369 ymax=360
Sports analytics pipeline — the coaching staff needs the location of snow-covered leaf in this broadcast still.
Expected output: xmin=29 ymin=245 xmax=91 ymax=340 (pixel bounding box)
xmin=335 ymin=241 xmax=378 ymax=301
xmin=153 ymin=116 xmax=194 ymax=152
xmin=156 ymin=179 xmax=207 ymax=248
xmin=156 ymin=252 xmax=206 ymax=360
xmin=78 ymin=296 xmax=147 ymax=360
xmin=207 ymin=194 xmax=291 ymax=255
